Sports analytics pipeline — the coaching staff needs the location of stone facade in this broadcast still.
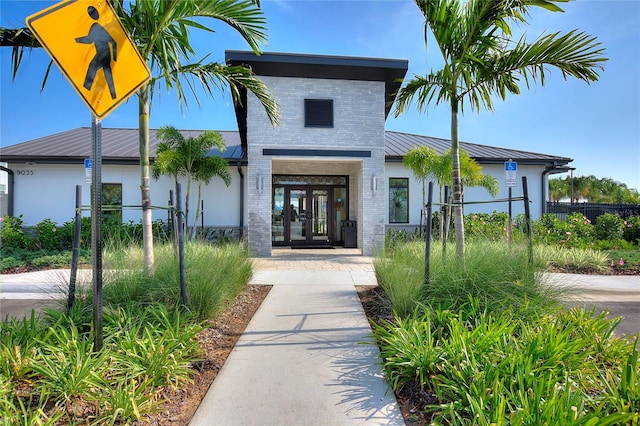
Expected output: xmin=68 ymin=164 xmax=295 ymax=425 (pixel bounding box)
xmin=245 ymin=76 xmax=386 ymax=256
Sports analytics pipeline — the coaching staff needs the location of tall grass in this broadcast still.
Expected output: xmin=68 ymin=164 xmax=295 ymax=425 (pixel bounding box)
xmin=100 ymin=242 xmax=252 ymax=320
xmin=374 ymin=240 xmax=567 ymax=317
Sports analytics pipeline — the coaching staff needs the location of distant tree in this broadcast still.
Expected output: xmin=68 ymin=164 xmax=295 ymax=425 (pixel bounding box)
xmin=550 ymin=175 xmax=640 ymax=204
xmin=548 ymin=178 xmax=568 ymax=202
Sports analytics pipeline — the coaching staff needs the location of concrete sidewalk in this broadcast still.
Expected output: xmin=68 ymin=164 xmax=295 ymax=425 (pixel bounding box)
xmin=543 ymin=272 xmax=640 ymax=337
xmin=543 ymin=272 xmax=639 ymax=301
xmin=189 ymin=249 xmax=404 ymax=425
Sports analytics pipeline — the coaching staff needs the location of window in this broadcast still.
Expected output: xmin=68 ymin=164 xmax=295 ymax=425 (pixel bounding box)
xmin=389 ymin=178 xmax=409 ymax=223
xmin=304 ymin=99 xmax=333 ymax=128
xmin=102 ymin=183 xmax=122 ymax=224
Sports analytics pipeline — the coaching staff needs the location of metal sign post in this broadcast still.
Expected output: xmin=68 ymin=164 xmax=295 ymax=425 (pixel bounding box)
xmin=91 ymin=117 xmax=103 ymax=350
xmin=505 ymin=160 xmax=517 ymax=245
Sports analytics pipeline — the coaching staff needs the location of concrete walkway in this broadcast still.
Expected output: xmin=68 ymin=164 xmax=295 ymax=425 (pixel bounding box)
xmin=189 ymin=249 xmax=404 ymax=425
xmin=542 ymin=272 xmax=640 ymax=336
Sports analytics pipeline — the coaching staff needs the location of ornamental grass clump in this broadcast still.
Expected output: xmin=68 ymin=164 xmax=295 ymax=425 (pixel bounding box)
xmin=375 ymin=240 xmax=564 ymax=317
xmin=100 ymin=241 xmax=252 ymax=321
xmin=372 ymin=239 xmax=639 ymax=424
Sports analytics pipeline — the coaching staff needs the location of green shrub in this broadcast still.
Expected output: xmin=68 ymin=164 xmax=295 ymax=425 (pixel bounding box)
xmin=594 ymin=212 xmax=625 ymax=242
xmin=534 ymin=212 xmax=594 ymax=248
xmin=59 ymin=216 xmax=92 ymax=250
xmin=0 ymin=215 xmax=29 ymax=249
xmin=623 ymin=215 xmax=640 ymax=244
xmin=464 ymin=211 xmax=510 ymax=241
xmin=34 ymin=218 xmax=62 ymax=251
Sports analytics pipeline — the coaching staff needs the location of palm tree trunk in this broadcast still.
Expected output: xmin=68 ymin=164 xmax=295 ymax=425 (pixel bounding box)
xmin=451 ymin=100 xmax=465 ymax=259
xmin=185 ymin=178 xmax=192 ymax=240
xmin=190 ymin=183 xmax=203 ymax=240
xmin=139 ymin=86 xmax=154 ymax=274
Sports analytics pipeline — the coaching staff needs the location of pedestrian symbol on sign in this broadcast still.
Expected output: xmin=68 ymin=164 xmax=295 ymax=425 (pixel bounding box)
xmin=75 ymin=6 xmax=118 ymax=100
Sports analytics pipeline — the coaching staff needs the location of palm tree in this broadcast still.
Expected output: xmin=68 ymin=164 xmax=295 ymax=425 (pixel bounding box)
xmin=394 ymin=0 xmax=606 ymax=259
xmin=548 ymin=178 xmax=567 ymax=202
xmin=153 ymin=125 xmax=230 ymax=240
xmin=191 ymin=154 xmax=232 ymax=239
xmin=438 ymin=148 xmax=499 ymax=241
xmin=403 ymin=146 xmax=498 ymax=240
xmin=571 ymin=175 xmax=593 ymax=203
xmin=2 ymin=0 xmax=281 ymax=272
xmin=402 ymin=146 xmax=442 ymax=231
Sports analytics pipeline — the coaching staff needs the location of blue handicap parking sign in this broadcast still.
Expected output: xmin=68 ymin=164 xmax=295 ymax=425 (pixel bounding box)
xmin=505 ymin=161 xmax=517 ymax=171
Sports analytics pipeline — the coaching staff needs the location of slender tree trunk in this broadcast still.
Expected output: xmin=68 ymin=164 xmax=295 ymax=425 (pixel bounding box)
xmin=185 ymin=177 xmax=191 ymax=240
xmin=438 ymin=186 xmax=444 ymax=243
xmin=139 ymin=87 xmax=154 ymax=274
xmin=421 ymin=180 xmax=426 ymax=234
xmin=190 ymin=183 xmax=203 ymax=240
xmin=451 ymin=100 xmax=465 ymax=259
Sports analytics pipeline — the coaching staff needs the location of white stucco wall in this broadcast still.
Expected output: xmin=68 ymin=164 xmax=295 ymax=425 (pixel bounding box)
xmin=384 ymin=162 xmax=546 ymax=227
xmin=5 ymin=162 xmax=244 ymax=228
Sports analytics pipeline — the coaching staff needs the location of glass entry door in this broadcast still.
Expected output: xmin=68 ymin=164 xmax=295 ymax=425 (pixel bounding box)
xmin=288 ymin=187 xmax=329 ymax=246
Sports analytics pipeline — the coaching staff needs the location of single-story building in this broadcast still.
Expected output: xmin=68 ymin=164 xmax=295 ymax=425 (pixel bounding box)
xmin=0 ymin=51 xmax=572 ymax=256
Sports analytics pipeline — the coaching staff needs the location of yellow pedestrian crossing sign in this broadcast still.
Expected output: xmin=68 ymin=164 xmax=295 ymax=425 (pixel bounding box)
xmin=26 ymin=0 xmax=151 ymax=119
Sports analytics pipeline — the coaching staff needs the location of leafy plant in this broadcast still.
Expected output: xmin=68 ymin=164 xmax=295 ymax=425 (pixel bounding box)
xmin=34 ymin=218 xmax=62 ymax=251
xmin=594 ymin=212 xmax=625 ymax=242
xmin=623 ymin=215 xmax=640 ymax=244
xmin=32 ymin=325 xmax=107 ymax=404
xmin=0 ymin=215 xmax=29 ymax=249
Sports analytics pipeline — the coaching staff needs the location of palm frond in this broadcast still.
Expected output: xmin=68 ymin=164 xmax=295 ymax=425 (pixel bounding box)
xmin=394 ymin=72 xmax=451 ymax=117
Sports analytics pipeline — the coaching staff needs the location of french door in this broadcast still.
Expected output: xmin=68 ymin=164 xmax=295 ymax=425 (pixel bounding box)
xmin=287 ymin=187 xmax=330 ymax=246
xmin=271 ymin=175 xmax=348 ymax=247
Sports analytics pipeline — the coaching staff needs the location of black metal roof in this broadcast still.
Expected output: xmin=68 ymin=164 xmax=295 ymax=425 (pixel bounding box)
xmin=1 ymin=127 xmax=572 ymax=168
xmin=0 ymin=127 xmax=244 ymax=165
xmin=385 ymin=131 xmax=572 ymax=165
xmin=225 ymin=50 xmax=409 ymax=148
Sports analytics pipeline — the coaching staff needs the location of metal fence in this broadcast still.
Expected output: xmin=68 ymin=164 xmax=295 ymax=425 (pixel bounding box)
xmin=546 ymin=202 xmax=640 ymax=222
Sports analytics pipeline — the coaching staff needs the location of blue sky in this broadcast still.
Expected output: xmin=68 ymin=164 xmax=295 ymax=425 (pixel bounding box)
xmin=1 ymin=0 xmax=639 ymax=189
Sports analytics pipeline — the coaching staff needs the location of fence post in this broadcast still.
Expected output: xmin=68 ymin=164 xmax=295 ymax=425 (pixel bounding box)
xmin=176 ymin=183 xmax=187 ymax=308
xmin=442 ymin=185 xmax=449 ymax=255
xmin=424 ymin=181 xmax=434 ymax=290
xmin=522 ymin=176 xmax=534 ymax=265
xmin=68 ymin=185 xmax=82 ymax=312
xmin=507 ymin=187 xmax=512 ymax=247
